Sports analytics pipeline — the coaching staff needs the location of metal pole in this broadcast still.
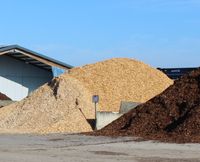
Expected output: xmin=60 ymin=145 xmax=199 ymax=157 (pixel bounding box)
xmin=95 ymin=102 xmax=97 ymax=130
xmin=92 ymin=95 xmax=99 ymax=130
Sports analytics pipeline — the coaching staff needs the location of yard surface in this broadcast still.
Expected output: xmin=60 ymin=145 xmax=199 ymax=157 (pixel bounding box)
xmin=0 ymin=134 xmax=199 ymax=162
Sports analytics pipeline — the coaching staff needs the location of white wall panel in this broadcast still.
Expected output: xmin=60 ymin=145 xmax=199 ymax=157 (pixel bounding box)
xmin=0 ymin=55 xmax=53 ymax=101
xmin=0 ymin=76 xmax=28 ymax=100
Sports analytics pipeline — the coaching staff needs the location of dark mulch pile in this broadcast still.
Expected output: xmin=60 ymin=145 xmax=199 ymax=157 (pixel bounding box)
xmin=0 ymin=92 xmax=11 ymax=100
xmin=91 ymin=68 xmax=200 ymax=143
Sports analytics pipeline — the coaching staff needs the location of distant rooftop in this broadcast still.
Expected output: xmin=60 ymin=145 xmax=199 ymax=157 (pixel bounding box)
xmin=0 ymin=45 xmax=73 ymax=71
xmin=158 ymin=67 xmax=198 ymax=80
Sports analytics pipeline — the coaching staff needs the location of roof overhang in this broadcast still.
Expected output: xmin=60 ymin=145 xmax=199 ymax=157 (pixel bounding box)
xmin=0 ymin=45 xmax=73 ymax=71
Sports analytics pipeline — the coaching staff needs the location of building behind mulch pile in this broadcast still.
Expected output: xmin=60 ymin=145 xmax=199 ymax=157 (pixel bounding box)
xmin=0 ymin=92 xmax=11 ymax=100
xmin=92 ymin=68 xmax=200 ymax=143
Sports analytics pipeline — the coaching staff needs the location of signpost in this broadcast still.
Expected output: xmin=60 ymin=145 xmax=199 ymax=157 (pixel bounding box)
xmin=92 ymin=95 xmax=99 ymax=130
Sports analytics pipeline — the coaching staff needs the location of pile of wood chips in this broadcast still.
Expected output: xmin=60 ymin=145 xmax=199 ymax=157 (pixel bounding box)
xmin=69 ymin=58 xmax=173 ymax=112
xmin=0 ymin=75 xmax=94 ymax=134
xmin=0 ymin=58 xmax=172 ymax=134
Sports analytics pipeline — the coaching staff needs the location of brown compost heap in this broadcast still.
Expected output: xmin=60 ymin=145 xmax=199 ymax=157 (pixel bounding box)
xmin=0 ymin=92 xmax=11 ymax=100
xmin=0 ymin=75 xmax=94 ymax=134
xmin=92 ymin=68 xmax=200 ymax=143
xmin=0 ymin=58 xmax=172 ymax=134
xmin=69 ymin=58 xmax=173 ymax=112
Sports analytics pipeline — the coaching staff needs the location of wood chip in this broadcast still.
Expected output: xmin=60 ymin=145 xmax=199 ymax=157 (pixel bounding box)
xmin=69 ymin=58 xmax=173 ymax=112
xmin=0 ymin=58 xmax=172 ymax=134
xmin=0 ymin=75 xmax=94 ymax=134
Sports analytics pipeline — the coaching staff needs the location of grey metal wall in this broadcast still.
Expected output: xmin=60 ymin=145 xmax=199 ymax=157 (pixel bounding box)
xmin=0 ymin=55 xmax=53 ymax=101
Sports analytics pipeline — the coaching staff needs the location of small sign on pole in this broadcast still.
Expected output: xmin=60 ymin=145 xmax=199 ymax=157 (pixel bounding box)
xmin=92 ymin=95 xmax=99 ymax=130
xmin=92 ymin=95 xmax=99 ymax=103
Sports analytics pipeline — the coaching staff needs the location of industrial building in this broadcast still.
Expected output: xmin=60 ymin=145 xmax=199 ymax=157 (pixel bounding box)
xmin=0 ymin=45 xmax=73 ymax=101
xmin=158 ymin=67 xmax=198 ymax=80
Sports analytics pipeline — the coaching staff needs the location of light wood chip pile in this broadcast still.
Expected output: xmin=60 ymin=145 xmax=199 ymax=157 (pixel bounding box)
xmin=69 ymin=58 xmax=173 ymax=112
xmin=0 ymin=57 xmax=172 ymax=134
xmin=0 ymin=75 xmax=94 ymax=134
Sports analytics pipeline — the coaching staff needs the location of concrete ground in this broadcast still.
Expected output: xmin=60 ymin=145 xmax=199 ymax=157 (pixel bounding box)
xmin=0 ymin=134 xmax=200 ymax=162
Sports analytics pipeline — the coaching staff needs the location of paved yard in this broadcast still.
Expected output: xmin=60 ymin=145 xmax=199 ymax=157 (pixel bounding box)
xmin=0 ymin=134 xmax=199 ymax=162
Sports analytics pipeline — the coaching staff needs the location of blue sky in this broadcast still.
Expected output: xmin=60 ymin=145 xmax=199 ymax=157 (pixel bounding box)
xmin=0 ymin=0 xmax=200 ymax=67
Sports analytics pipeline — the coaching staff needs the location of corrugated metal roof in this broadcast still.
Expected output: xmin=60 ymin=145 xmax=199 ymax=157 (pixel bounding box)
xmin=0 ymin=45 xmax=73 ymax=69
